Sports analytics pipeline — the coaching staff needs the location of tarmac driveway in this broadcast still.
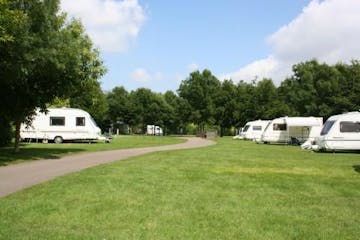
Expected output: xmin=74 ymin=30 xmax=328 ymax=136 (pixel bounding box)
xmin=0 ymin=137 xmax=215 ymax=198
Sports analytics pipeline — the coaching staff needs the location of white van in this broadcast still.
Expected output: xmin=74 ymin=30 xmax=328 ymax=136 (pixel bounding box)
xmin=261 ymin=116 xmax=323 ymax=144
xmin=316 ymin=111 xmax=360 ymax=151
xmin=21 ymin=108 xmax=103 ymax=143
xmin=239 ymin=120 xmax=270 ymax=141
xmin=146 ymin=125 xmax=163 ymax=136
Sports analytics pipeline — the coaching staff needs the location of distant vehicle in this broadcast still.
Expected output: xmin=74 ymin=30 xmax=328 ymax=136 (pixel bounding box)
xmin=316 ymin=111 xmax=360 ymax=151
xmin=21 ymin=108 xmax=104 ymax=143
xmin=146 ymin=125 xmax=163 ymax=136
xmin=236 ymin=120 xmax=270 ymax=141
xmin=261 ymin=116 xmax=323 ymax=144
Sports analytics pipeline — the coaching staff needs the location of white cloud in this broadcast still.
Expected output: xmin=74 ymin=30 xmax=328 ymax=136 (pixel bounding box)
xmin=222 ymin=0 xmax=360 ymax=84
xmin=131 ymin=68 xmax=162 ymax=83
xmin=221 ymin=56 xmax=279 ymax=81
xmin=61 ymin=0 xmax=146 ymax=53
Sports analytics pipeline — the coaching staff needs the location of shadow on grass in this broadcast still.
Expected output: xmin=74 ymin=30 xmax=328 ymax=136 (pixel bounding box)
xmin=0 ymin=144 xmax=85 ymax=166
xmin=353 ymin=165 xmax=360 ymax=174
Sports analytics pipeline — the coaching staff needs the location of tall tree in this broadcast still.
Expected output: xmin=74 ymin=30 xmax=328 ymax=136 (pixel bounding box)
xmin=130 ymin=88 xmax=173 ymax=133
xmin=214 ymin=79 xmax=238 ymax=136
xmin=334 ymin=60 xmax=360 ymax=112
xmin=0 ymin=0 xmax=106 ymax=151
xmin=163 ymin=90 xmax=190 ymax=134
xmin=107 ymin=86 xmax=138 ymax=130
xmin=278 ymin=60 xmax=342 ymax=119
xmin=178 ymin=69 xmax=220 ymax=131
xmin=255 ymin=78 xmax=290 ymax=119
xmin=69 ymin=80 xmax=108 ymax=129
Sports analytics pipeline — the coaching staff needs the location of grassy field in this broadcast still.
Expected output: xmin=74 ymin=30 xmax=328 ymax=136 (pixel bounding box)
xmin=0 ymin=135 xmax=185 ymax=166
xmin=0 ymin=138 xmax=359 ymax=239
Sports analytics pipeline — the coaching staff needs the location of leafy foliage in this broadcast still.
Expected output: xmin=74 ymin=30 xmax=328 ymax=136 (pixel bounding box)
xmin=178 ymin=70 xmax=220 ymax=130
xmin=0 ymin=0 xmax=105 ymax=150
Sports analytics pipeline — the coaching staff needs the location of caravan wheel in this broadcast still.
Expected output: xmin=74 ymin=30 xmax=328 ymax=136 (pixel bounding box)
xmin=54 ymin=136 xmax=63 ymax=144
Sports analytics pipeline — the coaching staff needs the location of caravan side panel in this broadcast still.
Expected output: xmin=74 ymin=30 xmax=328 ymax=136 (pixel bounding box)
xmin=20 ymin=108 xmax=101 ymax=142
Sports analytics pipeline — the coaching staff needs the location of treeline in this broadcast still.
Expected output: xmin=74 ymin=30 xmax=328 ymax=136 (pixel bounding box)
xmin=55 ymin=59 xmax=360 ymax=137
xmin=1 ymin=0 xmax=360 ymax=150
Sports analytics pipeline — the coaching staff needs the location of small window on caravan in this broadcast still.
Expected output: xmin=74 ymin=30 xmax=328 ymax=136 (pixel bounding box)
xmin=340 ymin=121 xmax=360 ymax=133
xmin=50 ymin=117 xmax=65 ymax=126
xmin=253 ymin=126 xmax=262 ymax=131
xmin=76 ymin=117 xmax=85 ymax=126
xmin=243 ymin=125 xmax=250 ymax=132
xmin=320 ymin=120 xmax=335 ymax=135
xmin=273 ymin=123 xmax=286 ymax=131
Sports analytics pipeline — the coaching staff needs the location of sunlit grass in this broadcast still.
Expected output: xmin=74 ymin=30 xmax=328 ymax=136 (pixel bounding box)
xmin=0 ymin=135 xmax=185 ymax=166
xmin=0 ymin=138 xmax=359 ymax=239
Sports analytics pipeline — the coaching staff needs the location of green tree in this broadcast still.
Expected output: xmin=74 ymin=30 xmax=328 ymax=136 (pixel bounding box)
xmin=130 ymin=88 xmax=173 ymax=133
xmin=334 ymin=60 xmax=360 ymax=112
xmin=235 ymin=81 xmax=258 ymax=126
xmin=214 ymin=79 xmax=238 ymax=136
xmin=178 ymin=69 xmax=221 ymax=132
xmin=107 ymin=86 xmax=138 ymax=131
xmin=0 ymin=0 xmax=105 ymax=151
xmin=278 ymin=60 xmax=342 ymax=119
xmin=69 ymin=80 xmax=108 ymax=129
xmin=255 ymin=78 xmax=290 ymax=119
xmin=163 ymin=90 xmax=190 ymax=134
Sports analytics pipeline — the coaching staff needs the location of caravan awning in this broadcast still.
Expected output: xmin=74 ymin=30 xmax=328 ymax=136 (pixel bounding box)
xmin=285 ymin=117 xmax=322 ymax=127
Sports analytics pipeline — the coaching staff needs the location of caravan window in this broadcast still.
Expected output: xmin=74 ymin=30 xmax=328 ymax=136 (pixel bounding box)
xmin=320 ymin=120 xmax=335 ymax=135
xmin=243 ymin=125 xmax=250 ymax=132
xmin=252 ymin=126 xmax=262 ymax=131
xmin=50 ymin=117 xmax=65 ymax=126
xmin=273 ymin=123 xmax=286 ymax=131
xmin=76 ymin=117 xmax=85 ymax=126
xmin=340 ymin=121 xmax=360 ymax=133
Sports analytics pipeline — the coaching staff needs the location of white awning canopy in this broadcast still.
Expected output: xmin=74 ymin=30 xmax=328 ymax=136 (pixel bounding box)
xmin=285 ymin=117 xmax=322 ymax=127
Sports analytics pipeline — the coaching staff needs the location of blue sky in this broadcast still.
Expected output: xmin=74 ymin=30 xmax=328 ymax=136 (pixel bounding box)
xmin=61 ymin=0 xmax=360 ymax=92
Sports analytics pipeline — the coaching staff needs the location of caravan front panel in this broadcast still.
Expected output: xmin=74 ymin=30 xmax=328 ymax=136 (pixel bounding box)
xmin=317 ymin=112 xmax=360 ymax=151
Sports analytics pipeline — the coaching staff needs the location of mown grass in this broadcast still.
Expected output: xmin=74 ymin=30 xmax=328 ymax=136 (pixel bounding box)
xmin=0 ymin=138 xmax=359 ymax=239
xmin=0 ymin=135 xmax=185 ymax=166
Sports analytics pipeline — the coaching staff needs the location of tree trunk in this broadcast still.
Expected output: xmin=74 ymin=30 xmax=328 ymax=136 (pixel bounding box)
xmin=14 ymin=120 xmax=21 ymax=153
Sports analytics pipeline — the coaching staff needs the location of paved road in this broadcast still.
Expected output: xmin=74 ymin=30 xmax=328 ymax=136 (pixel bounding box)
xmin=0 ymin=137 xmax=215 ymax=198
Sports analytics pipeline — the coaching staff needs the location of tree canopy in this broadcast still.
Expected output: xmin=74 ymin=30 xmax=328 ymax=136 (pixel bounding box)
xmin=0 ymin=0 xmax=105 ymax=150
xmin=1 ymin=0 xmax=360 ymax=145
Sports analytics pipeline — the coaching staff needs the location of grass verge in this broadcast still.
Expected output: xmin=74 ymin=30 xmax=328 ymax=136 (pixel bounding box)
xmin=0 ymin=135 xmax=185 ymax=166
xmin=0 ymin=138 xmax=359 ymax=239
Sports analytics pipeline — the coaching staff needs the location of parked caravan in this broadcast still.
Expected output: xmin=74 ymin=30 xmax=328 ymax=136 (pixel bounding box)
xmin=316 ymin=111 xmax=360 ymax=151
xmin=238 ymin=120 xmax=270 ymax=141
xmin=261 ymin=117 xmax=323 ymax=144
xmin=147 ymin=125 xmax=163 ymax=136
xmin=21 ymin=108 xmax=103 ymax=143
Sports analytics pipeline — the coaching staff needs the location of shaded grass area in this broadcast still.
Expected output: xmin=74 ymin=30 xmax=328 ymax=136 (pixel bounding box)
xmin=0 ymin=138 xmax=359 ymax=239
xmin=0 ymin=135 xmax=185 ymax=166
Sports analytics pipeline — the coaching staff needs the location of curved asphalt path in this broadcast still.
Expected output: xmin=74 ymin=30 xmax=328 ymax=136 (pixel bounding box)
xmin=0 ymin=137 xmax=215 ymax=198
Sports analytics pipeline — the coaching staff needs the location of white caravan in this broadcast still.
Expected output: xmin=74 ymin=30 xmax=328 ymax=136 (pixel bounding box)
xmin=147 ymin=125 xmax=163 ymax=135
xmin=261 ymin=117 xmax=323 ymax=144
xmin=21 ymin=108 xmax=102 ymax=143
xmin=316 ymin=111 xmax=360 ymax=151
xmin=238 ymin=120 xmax=270 ymax=141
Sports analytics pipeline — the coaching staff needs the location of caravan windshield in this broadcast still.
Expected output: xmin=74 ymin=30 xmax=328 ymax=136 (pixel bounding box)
xmin=90 ymin=116 xmax=99 ymax=128
xmin=320 ymin=120 xmax=335 ymax=135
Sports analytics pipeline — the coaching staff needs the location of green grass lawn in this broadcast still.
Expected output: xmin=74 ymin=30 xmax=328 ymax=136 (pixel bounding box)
xmin=0 ymin=135 xmax=185 ymax=166
xmin=0 ymin=138 xmax=359 ymax=239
